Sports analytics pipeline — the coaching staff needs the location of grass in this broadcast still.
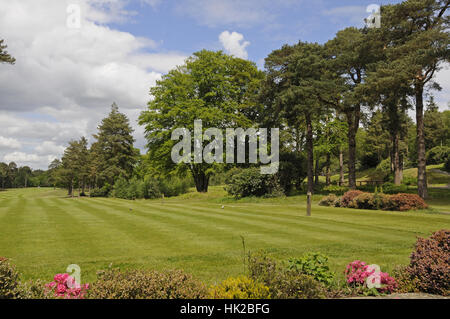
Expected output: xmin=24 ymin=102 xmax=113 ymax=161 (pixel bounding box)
xmin=0 ymin=186 xmax=449 ymax=285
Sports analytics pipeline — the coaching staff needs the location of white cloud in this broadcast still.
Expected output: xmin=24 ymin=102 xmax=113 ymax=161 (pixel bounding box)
xmin=0 ymin=0 xmax=187 ymax=169
xmin=0 ymin=136 xmax=22 ymax=150
xmin=219 ymin=31 xmax=250 ymax=59
xmin=322 ymin=5 xmax=368 ymax=27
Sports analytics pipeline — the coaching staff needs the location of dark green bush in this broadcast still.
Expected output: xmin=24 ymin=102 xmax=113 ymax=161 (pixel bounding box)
xmin=322 ymin=185 xmax=349 ymax=195
xmin=90 ymin=183 xmax=112 ymax=197
xmin=287 ymin=253 xmax=334 ymax=286
xmin=0 ymin=257 xmax=20 ymax=299
xmin=426 ymin=146 xmax=450 ymax=165
xmin=89 ymin=268 xmax=207 ymax=299
xmin=381 ymin=182 xmax=408 ymax=194
xmin=248 ymin=252 xmax=326 ymax=299
xmin=158 ymin=176 xmax=190 ymax=197
xmin=225 ymin=168 xmax=284 ymax=198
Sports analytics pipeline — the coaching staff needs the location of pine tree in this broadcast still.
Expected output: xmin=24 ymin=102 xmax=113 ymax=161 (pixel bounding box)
xmin=0 ymin=39 xmax=15 ymax=64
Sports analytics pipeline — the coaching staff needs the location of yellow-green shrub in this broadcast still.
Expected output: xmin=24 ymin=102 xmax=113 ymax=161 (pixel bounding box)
xmin=209 ymin=276 xmax=271 ymax=299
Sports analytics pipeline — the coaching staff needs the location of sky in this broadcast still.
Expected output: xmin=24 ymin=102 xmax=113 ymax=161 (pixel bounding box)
xmin=0 ymin=0 xmax=448 ymax=170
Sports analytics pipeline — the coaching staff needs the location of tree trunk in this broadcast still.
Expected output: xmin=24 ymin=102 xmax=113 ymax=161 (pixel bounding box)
xmin=305 ymin=113 xmax=314 ymax=194
xmin=191 ymin=165 xmax=209 ymax=193
xmin=314 ymin=157 xmax=320 ymax=186
xmin=393 ymin=131 xmax=402 ymax=185
xmin=339 ymin=146 xmax=345 ymax=186
xmin=415 ymin=83 xmax=428 ymax=199
xmin=326 ymin=152 xmax=331 ymax=186
xmin=346 ymin=106 xmax=360 ymax=190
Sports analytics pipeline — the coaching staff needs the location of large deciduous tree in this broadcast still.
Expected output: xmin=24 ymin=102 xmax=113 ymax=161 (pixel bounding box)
xmin=139 ymin=50 xmax=263 ymax=193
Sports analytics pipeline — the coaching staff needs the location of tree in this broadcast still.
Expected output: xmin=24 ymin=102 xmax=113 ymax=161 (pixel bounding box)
xmin=262 ymin=42 xmax=337 ymax=194
xmin=7 ymin=162 xmax=17 ymax=188
xmin=378 ymin=0 xmax=449 ymax=197
xmin=0 ymin=162 xmax=8 ymax=189
xmin=325 ymin=28 xmax=378 ymax=189
xmin=48 ymin=159 xmax=61 ymax=189
xmin=94 ymin=103 xmax=138 ymax=186
xmin=424 ymin=97 xmax=450 ymax=148
xmin=139 ymin=50 xmax=263 ymax=192
xmin=0 ymin=39 xmax=15 ymax=64
xmin=17 ymin=166 xmax=32 ymax=188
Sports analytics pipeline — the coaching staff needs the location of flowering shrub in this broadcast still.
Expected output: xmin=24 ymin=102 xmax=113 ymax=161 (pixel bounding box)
xmin=209 ymin=276 xmax=270 ymax=299
xmin=340 ymin=191 xmax=364 ymax=208
xmin=318 ymin=194 xmax=340 ymax=207
xmin=388 ymin=193 xmax=428 ymax=211
xmin=351 ymin=193 xmax=376 ymax=210
xmin=345 ymin=260 xmax=397 ymax=294
xmin=0 ymin=257 xmax=20 ymax=299
xmin=407 ymin=230 xmax=449 ymax=296
xmin=45 ymin=273 xmax=89 ymax=299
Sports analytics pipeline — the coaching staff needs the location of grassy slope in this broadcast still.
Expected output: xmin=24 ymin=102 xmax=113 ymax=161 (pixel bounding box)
xmin=0 ymin=187 xmax=449 ymax=284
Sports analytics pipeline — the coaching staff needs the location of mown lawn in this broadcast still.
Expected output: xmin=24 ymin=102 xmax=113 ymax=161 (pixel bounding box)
xmin=0 ymin=187 xmax=449 ymax=284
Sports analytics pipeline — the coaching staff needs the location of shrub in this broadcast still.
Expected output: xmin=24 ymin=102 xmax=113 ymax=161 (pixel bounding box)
xmin=322 ymin=185 xmax=348 ymax=196
xmin=318 ymin=194 xmax=340 ymax=207
xmin=426 ymin=146 xmax=450 ymax=165
xmin=15 ymin=280 xmax=52 ymax=299
xmin=382 ymin=182 xmax=408 ymax=195
xmin=248 ymin=252 xmax=326 ymax=299
xmin=88 ymin=269 xmax=207 ymax=299
xmin=209 ymin=276 xmax=270 ymax=299
xmin=45 ymin=273 xmax=89 ymax=299
xmin=391 ymin=266 xmax=420 ymax=294
xmin=351 ymin=193 xmax=376 ymax=210
xmin=407 ymin=230 xmax=449 ymax=296
xmin=90 ymin=183 xmax=111 ymax=197
xmin=403 ymin=176 xmax=418 ymax=186
xmin=345 ymin=260 xmax=397 ymax=295
xmin=0 ymin=257 xmax=20 ymax=299
xmin=226 ymin=168 xmax=284 ymax=198
xmin=158 ymin=177 xmax=190 ymax=197
xmin=287 ymin=253 xmax=334 ymax=286
xmin=388 ymin=193 xmax=428 ymax=211
xmin=340 ymin=190 xmax=364 ymax=208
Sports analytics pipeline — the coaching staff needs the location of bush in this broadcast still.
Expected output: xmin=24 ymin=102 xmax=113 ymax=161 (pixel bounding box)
xmin=391 ymin=266 xmax=420 ymax=294
xmin=403 ymin=176 xmax=418 ymax=186
xmin=388 ymin=193 xmax=428 ymax=211
xmin=45 ymin=273 xmax=89 ymax=299
xmin=322 ymin=185 xmax=348 ymax=196
xmin=287 ymin=253 xmax=334 ymax=286
xmin=88 ymin=268 xmax=207 ymax=299
xmin=382 ymin=182 xmax=408 ymax=195
xmin=209 ymin=276 xmax=270 ymax=299
xmin=426 ymin=146 xmax=450 ymax=165
xmin=248 ymin=252 xmax=326 ymax=299
xmin=319 ymin=194 xmax=340 ymax=207
xmin=226 ymin=168 xmax=284 ymax=198
xmin=15 ymin=280 xmax=52 ymax=299
xmin=90 ymin=183 xmax=112 ymax=197
xmin=351 ymin=193 xmax=376 ymax=210
xmin=345 ymin=260 xmax=397 ymax=295
xmin=158 ymin=176 xmax=190 ymax=197
xmin=0 ymin=257 xmax=20 ymax=299
xmin=340 ymin=190 xmax=364 ymax=208
xmin=407 ymin=230 xmax=449 ymax=296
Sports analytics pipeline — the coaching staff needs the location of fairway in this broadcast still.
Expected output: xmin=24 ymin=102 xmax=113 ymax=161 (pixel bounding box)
xmin=1 ymin=187 xmax=449 ymax=284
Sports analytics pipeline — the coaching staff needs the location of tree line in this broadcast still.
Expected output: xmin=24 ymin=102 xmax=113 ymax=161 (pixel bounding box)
xmin=1 ymin=0 xmax=448 ymax=199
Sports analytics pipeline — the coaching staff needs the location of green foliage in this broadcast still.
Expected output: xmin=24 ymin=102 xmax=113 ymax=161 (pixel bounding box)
xmin=89 ymin=268 xmax=207 ymax=299
xmin=225 ymin=168 xmax=284 ymax=198
xmin=0 ymin=257 xmax=20 ymax=299
xmin=209 ymin=276 xmax=270 ymax=299
xmin=445 ymin=157 xmax=450 ymax=173
xmin=381 ymin=182 xmax=408 ymax=194
xmin=139 ymin=50 xmax=263 ymax=193
xmin=322 ymin=185 xmax=349 ymax=195
xmin=391 ymin=266 xmax=420 ymax=294
xmin=248 ymin=252 xmax=326 ymax=299
xmin=426 ymin=146 xmax=450 ymax=165
xmin=0 ymin=39 xmax=15 ymax=64
xmin=90 ymin=183 xmax=112 ymax=198
xmin=287 ymin=253 xmax=334 ymax=286
xmin=158 ymin=176 xmax=191 ymax=197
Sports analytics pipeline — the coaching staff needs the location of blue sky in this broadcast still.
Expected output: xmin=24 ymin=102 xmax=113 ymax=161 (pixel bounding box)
xmin=0 ymin=0 xmax=447 ymax=169
xmin=109 ymin=0 xmax=403 ymax=67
